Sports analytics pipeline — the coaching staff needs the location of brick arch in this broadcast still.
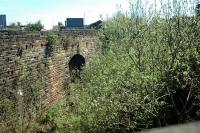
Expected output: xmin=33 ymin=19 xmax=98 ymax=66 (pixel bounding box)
xmin=68 ymin=54 xmax=85 ymax=71
xmin=68 ymin=54 xmax=85 ymax=82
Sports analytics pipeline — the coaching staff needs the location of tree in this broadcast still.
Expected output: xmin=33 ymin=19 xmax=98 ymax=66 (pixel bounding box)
xmin=51 ymin=25 xmax=59 ymax=31
xmin=8 ymin=22 xmax=20 ymax=30
xmin=26 ymin=20 xmax=44 ymax=32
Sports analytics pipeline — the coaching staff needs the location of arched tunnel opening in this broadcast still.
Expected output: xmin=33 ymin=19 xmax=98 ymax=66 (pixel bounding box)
xmin=68 ymin=54 xmax=85 ymax=82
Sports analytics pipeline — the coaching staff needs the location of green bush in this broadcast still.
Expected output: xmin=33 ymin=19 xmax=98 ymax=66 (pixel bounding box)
xmin=26 ymin=20 xmax=43 ymax=32
xmin=45 ymin=31 xmax=58 ymax=57
xmin=53 ymin=1 xmax=200 ymax=132
xmin=6 ymin=0 xmax=199 ymax=132
xmin=39 ymin=98 xmax=82 ymax=133
xmin=61 ymin=35 xmax=74 ymax=50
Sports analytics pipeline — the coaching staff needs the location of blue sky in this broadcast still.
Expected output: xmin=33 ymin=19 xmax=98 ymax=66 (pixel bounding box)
xmin=0 ymin=0 xmax=129 ymax=29
xmin=1 ymin=0 xmax=197 ymax=29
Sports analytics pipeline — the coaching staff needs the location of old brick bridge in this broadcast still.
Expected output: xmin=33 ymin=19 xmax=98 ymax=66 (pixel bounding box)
xmin=0 ymin=30 xmax=98 ymax=106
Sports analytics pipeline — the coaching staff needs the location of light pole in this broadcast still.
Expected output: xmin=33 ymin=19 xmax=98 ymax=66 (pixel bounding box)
xmin=84 ymin=10 xmax=92 ymax=25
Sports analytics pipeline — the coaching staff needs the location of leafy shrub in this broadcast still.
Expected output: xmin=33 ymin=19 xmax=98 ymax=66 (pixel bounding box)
xmin=45 ymin=31 xmax=58 ymax=57
xmin=8 ymin=0 xmax=200 ymax=132
xmin=39 ymin=98 xmax=82 ymax=132
xmin=61 ymin=35 xmax=74 ymax=50
xmin=56 ymin=1 xmax=200 ymax=132
xmin=26 ymin=20 xmax=43 ymax=32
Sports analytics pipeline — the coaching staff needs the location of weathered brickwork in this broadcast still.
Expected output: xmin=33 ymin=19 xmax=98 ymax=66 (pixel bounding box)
xmin=0 ymin=30 xmax=98 ymax=107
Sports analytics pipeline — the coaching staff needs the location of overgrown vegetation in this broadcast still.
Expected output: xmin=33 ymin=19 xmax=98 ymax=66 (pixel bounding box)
xmin=39 ymin=0 xmax=200 ymax=132
xmin=45 ymin=31 xmax=58 ymax=57
xmin=61 ymin=35 xmax=75 ymax=50
xmin=1 ymin=0 xmax=200 ymax=132
xmin=0 ymin=62 xmax=48 ymax=132
xmin=8 ymin=20 xmax=44 ymax=31
xmin=16 ymin=45 xmax=25 ymax=57
xmin=26 ymin=20 xmax=44 ymax=32
xmin=8 ymin=22 xmax=21 ymax=30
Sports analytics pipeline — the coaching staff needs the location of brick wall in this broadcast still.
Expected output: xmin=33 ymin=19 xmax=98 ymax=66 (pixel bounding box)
xmin=0 ymin=30 xmax=98 ymax=108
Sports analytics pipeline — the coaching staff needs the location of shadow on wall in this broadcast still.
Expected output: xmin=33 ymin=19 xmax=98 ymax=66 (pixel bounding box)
xmin=68 ymin=54 xmax=85 ymax=82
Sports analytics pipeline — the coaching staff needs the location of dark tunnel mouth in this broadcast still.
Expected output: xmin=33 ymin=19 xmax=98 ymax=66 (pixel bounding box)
xmin=68 ymin=54 xmax=85 ymax=71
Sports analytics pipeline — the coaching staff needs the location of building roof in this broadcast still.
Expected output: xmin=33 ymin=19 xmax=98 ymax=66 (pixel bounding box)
xmin=87 ymin=20 xmax=103 ymax=30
